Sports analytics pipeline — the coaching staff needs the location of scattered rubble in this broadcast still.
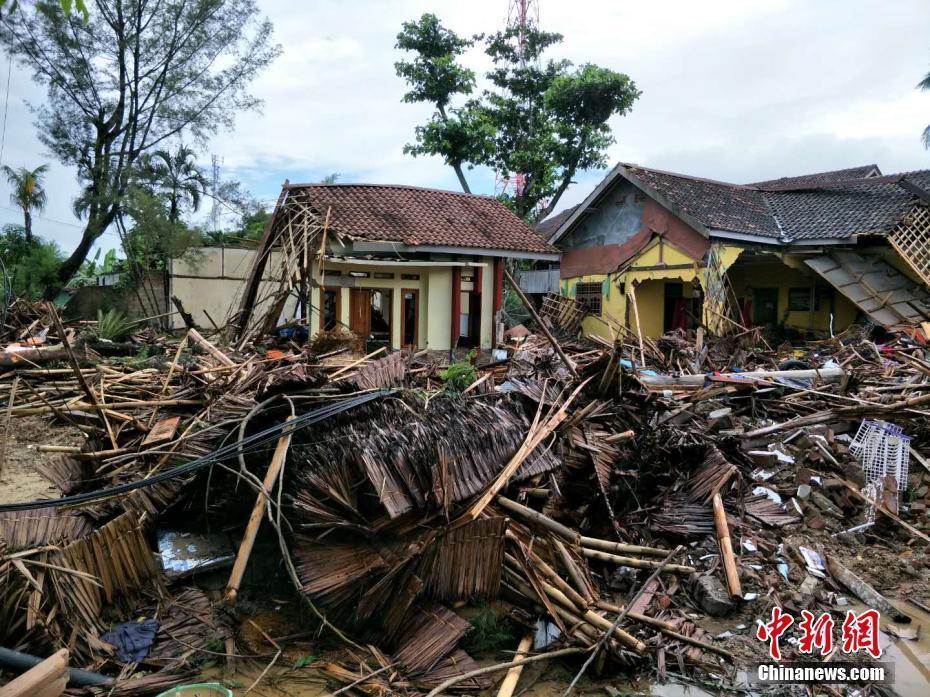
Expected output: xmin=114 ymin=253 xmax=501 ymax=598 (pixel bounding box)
xmin=1 ymin=300 xmax=930 ymax=694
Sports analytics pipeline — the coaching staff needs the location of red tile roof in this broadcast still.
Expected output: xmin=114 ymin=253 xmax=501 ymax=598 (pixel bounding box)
xmin=284 ymin=183 xmax=558 ymax=256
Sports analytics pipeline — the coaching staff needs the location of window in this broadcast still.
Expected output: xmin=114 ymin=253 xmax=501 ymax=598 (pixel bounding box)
xmin=401 ymin=273 xmax=420 ymax=280
xmin=575 ymin=281 xmax=603 ymax=315
xmin=374 ymin=272 xmax=394 ymax=279
xmin=788 ymin=286 xmax=832 ymax=311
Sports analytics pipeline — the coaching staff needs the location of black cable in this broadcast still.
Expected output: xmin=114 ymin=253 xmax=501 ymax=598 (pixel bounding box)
xmin=0 ymin=389 xmax=391 ymax=512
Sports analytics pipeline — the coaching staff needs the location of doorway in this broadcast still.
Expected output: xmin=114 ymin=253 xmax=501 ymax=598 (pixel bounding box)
xmin=349 ymin=288 xmax=393 ymax=348
xmin=752 ymin=288 xmax=779 ymax=327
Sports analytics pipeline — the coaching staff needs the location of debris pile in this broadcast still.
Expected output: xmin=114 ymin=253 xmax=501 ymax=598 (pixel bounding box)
xmin=1 ymin=300 xmax=930 ymax=694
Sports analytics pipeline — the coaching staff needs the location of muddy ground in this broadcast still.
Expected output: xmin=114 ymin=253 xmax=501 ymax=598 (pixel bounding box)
xmin=0 ymin=414 xmax=84 ymax=503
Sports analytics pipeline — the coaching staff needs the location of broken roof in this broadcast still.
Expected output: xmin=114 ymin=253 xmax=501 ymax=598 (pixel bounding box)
xmin=283 ymin=183 xmax=558 ymax=257
xmin=548 ymin=163 xmax=930 ymax=245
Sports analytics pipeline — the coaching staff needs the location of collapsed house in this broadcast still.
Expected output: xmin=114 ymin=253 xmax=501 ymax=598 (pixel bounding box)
xmin=170 ymin=184 xmax=559 ymax=351
xmin=526 ymin=163 xmax=930 ymax=338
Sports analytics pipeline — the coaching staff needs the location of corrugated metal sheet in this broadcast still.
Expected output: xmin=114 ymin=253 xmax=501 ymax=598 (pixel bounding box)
xmin=804 ymin=251 xmax=930 ymax=327
xmin=517 ymin=269 xmax=560 ymax=294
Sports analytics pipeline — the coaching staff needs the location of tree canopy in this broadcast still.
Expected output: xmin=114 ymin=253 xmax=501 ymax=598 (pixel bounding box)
xmin=395 ymin=13 xmax=640 ymax=222
xmin=1 ymin=163 xmax=48 ymax=242
xmin=0 ymin=0 xmax=280 ymax=297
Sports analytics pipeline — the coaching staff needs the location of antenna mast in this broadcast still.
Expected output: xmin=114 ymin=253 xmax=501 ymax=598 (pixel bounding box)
xmin=496 ymin=0 xmax=540 ymax=198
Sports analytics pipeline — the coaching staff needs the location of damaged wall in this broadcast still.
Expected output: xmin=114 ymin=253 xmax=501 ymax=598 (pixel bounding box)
xmin=171 ymin=247 xmax=498 ymax=351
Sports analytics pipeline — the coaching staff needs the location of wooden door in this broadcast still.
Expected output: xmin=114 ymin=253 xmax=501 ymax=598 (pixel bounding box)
xmin=349 ymin=289 xmax=371 ymax=339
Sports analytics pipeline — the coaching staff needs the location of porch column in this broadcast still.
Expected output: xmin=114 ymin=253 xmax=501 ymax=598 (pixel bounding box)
xmin=493 ymin=258 xmax=504 ymax=344
xmin=451 ymin=267 xmax=462 ymax=353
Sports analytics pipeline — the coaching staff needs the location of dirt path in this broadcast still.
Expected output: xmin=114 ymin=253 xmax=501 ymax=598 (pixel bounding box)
xmin=0 ymin=415 xmax=84 ymax=503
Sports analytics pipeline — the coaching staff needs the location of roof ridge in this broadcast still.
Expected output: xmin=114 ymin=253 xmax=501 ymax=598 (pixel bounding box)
xmin=621 ymin=162 xmax=749 ymax=190
xmin=287 ymin=182 xmax=497 ymax=199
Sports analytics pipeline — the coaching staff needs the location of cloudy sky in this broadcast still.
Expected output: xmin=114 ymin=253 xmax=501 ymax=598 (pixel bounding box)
xmin=1 ymin=0 xmax=929 ymax=255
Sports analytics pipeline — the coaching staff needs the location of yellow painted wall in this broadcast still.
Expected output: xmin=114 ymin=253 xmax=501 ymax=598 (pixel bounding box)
xmin=727 ymin=257 xmax=859 ymax=332
xmin=561 ymin=239 xmax=863 ymax=339
xmin=561 ymin=238 xmax=703 ymax=341
xmin=426 ymin=267 xmax=452 ymax=350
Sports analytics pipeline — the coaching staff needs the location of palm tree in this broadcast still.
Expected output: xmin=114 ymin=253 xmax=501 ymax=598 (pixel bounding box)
xmin=921 ymin=71 xmax=930 ymax=149
xmin=142 ymin=145 xmax=208 ymax=223
xmin=1 ymin=164 xmax=49 ymax=243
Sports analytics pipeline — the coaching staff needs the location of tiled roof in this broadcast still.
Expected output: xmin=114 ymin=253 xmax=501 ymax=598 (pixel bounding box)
xmin=749 ymin=165 xmax=881 ymax=190
xmin=765 ymin=172 xmax=930 ymax=240
xmin=616 ymin=164 xmax=930 ymax=242
xmin=285 ymin=184 xmax=558 ymax=256
xmin=624 ymin=165 xmax=782 ymax=238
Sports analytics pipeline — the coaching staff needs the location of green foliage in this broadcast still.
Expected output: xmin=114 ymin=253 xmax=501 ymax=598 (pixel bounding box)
xmin=440 ymin=351 xmax=478 ymax=391
xmin=134 ymin=145 xmax=209 ymax=223
xmin=121 ymin=187 xmax=205 ymax=272
xmin=293 ymin=654 xmax=318 ymax=669
xmin=0 ymin=0 xmax=281 ymax=294
xmin=0 ymin=224 xmax=64 ymax=299
xmin=396 ymin=14 xmax=640 ymax=221
xmin=1 ymin=163 xmax=49 ymax=242
xmin=87 ymin=308 xmax=136 ymax=342
xmin=460 ymin=606 xmax=517 ymax=655
xmin=69 ymin=248 xmax=119 ymax=288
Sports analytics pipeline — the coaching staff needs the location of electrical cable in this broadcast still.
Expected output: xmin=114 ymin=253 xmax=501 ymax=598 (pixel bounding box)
xmin=0 ymin=388 xmax=391 ymax=512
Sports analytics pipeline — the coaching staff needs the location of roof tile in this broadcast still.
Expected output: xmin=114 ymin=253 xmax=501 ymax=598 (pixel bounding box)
xmin=285 ymin=184 xmax=558 ymax=255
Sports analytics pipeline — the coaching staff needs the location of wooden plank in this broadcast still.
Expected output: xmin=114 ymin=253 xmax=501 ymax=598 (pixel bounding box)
xmin=0 ymin=649 xmax=68 ymax=697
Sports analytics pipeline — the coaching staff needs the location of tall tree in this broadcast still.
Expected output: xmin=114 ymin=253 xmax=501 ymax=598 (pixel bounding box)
xmin=396 ymin=15 xmax=640 ymax=222
xmin=0 ymin=0 xmax=280 ymax=297
xmin=920 ymin=70 xmax=930 ymax=149
xmin=1 ymin=164 xmax=49 ymax=242
xmin=395 ymin=14 xmax=493 ymax=194
xmin=139 ymin=145 xmax=209 ymax=223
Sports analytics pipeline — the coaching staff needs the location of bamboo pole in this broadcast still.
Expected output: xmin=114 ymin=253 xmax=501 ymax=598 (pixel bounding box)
xmin=580 ymin=548 xmax=695 ymax=574
xmin=224 ymin=416 xmax=295 ymax=601
xmin=712 ymin=492 xmax=742 ymax=598
xmin=0 ymin=376 xmax=18 ymax=477
xmin=496 ymin=634 xmax=533 ymax=697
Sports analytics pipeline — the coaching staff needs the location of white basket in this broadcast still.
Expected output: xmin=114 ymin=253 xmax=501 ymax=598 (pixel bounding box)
xmin=850 ymin=420 xmax=911 ymax=499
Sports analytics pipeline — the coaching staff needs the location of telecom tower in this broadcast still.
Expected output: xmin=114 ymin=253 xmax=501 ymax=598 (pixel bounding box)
xmin=495 ymin=0 xmax=540 ymax=198
xmin=210 ymin=154 xmax=222 ymax=235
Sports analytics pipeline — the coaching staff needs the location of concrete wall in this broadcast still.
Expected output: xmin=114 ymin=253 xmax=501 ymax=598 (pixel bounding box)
xmin=558 ymin=181 xmax=644 ymax=250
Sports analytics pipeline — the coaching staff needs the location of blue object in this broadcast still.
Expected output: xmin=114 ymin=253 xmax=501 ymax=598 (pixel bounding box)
xmin=101 ymin=619 xmax=160 ymax=662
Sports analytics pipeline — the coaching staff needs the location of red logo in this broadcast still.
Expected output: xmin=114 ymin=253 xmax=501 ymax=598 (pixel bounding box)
xmin=841 ymin=609 xmax=881 ymax=659
xmin=756 ymin=606 xmax=794 ymax=660
xmin=756 ymin=607 xmax=882 ymax=660
xmin=798 ymin=611 xmax=835 ymax=656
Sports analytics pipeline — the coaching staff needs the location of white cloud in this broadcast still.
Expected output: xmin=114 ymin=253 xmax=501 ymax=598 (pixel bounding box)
xmin=1 ymin=0 xmax=929 ymax=251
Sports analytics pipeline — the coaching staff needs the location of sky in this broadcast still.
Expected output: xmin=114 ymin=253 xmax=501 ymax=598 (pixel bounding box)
xmin=1 ymin=0 xmax=929 ymax=257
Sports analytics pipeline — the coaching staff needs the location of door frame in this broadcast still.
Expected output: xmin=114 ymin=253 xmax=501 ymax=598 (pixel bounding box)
xmin=400 ymin=288 xmax=419 ymax=349
xmin=319 ymin=287 xmax=342 ymax=332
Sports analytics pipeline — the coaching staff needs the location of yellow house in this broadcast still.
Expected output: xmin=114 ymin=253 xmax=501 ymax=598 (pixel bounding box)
xmin=171 ymin=183 xmax=559 ymax=351
xmin=534 ymin=163 xmax=930 ymax=340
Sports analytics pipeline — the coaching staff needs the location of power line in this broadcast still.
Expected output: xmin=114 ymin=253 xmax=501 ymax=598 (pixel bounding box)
xmin=0 ymin=52 xmax=11 ymax=168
